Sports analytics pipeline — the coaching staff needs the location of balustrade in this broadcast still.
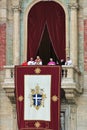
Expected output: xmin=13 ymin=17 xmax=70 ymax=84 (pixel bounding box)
xmin=2 ymin=65 xmax=82 ymax=103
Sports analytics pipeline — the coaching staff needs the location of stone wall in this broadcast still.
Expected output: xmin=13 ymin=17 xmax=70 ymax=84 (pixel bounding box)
xmin=0 ymin=87 xmax=13 ymax=130
xmin=77 ymin=1 xmax=87 ymax=130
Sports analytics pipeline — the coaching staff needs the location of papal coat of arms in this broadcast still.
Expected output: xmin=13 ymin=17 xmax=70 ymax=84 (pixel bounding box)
xmin=30 ymin=84 xmax=46 ymax=110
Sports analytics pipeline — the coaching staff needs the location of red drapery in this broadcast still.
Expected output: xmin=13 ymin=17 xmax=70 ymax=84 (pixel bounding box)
xmin=15 ymin=66 xmax=61 ymax=130
xmin=27 ymin=1 xmax=66 ymax=61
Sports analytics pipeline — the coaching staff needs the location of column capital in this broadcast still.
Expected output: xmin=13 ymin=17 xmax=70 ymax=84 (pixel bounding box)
xmin=12 ymin=5 xmax=22 ymax=12
xmin=11 ymin=0 xmax=22 ymax=12
xmin=68 ymin=3 xmax=79 ymax=10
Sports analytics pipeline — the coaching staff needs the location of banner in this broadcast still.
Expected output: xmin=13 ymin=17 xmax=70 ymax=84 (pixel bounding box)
xmin=15 ymin=66 xmax=61 ymax=130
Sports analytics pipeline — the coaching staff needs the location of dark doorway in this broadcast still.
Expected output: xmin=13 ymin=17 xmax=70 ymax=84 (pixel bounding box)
xmin=36 ymin=25 xmax=59 ymax=65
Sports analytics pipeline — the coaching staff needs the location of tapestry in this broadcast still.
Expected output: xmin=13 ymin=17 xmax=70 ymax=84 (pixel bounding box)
xmin=15 ymin=66 xmax=61 ymax=130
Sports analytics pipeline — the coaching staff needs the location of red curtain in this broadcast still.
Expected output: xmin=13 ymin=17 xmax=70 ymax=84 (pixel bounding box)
xmin=46 ymin=2 xmax=66 ymax=60
xmin=27 ymin=1 xmax=65 ymax=61
xmin=27 ymin=2 xmax=46 ymax=60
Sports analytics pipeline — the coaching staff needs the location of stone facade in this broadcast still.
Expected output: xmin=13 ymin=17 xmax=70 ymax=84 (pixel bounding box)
xmin=0 ymin=0 xmax=87 ymax=130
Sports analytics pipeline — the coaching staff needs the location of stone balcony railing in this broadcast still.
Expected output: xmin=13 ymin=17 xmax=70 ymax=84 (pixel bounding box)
xmin=1 ymin=65 xmax=83 ymax=104
xmin=61 ymin=65 xmax=82 ymax=103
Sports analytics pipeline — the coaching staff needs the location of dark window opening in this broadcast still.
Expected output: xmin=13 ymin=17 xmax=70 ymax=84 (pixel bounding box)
xmin=36 ymin=25 xmax=60 ymax=65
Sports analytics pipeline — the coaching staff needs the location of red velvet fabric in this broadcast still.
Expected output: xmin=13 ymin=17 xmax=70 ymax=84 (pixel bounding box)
xmin=15 ymin=66 xmax=61 ymax=130
xmin=27 ymin=1 xmax=66 ymax=61
xmin=27 ymin=2 xmax=46 ymax=59
xmin=46 ymin=2 xmax=65 ymax=60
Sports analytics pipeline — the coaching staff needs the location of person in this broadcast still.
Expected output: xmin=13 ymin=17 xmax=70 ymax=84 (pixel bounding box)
xmin=56 ymin=61 xmax=59 ymax=65
xmin=22 ymin=61 xmax=28 ymax=66
xmin=61 ymin=59 xmax=65 ymax=65
xmin=27 ymin=57 xmax=35 ymax=65
xmin=65 ymin=57 xmax=72 ymax=65
xmin=60 ymin=59 xmax=65 ymax=77
xmin=47 ymin=58 xmax=56 ymax=65
xmin=34 ymin=56 xmax=42 ymax=65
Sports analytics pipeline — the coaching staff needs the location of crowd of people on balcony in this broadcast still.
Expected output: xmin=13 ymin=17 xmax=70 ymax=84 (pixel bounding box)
xmin=27 ymin=56 xmax=42 ymax=65
xmin=22 ymin=56 xmax=72 ymax=66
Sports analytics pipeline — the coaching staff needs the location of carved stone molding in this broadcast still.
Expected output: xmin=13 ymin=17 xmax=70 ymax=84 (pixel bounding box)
xmin=63 ymin=87 xmax=82 ymax=104
xmin=4 ymin=87 xmax=15 ymax=104
xmin=68 ymin=3 xmax=79 ymax=10
xmin=12 ymin=5 xmax=22 ymax=12
xmin=11 ymin=0 xmax=22 ymax=12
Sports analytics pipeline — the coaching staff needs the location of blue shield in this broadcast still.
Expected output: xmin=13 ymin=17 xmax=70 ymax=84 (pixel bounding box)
xmin=32 ymin=94 xmax=42 ymax=107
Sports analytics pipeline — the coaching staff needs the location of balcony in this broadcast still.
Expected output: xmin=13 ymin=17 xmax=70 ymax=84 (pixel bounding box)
xmin=1 ymin=65 xmax=83 ymax=104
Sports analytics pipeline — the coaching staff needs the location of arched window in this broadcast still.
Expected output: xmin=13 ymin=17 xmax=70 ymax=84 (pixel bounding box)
xmin=27 ymin=1 xmax=66 ymax=64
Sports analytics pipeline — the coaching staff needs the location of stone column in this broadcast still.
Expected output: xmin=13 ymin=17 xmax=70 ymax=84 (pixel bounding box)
xmin=69 ymin=2 xmax=78 ymax=66
xmin=12 ymin=104 xmax=18 ymax=130
xmin=70 ymin=105 xmax=77 ymax=130
xmin=12 ymin=4 xmax=21 ymax=65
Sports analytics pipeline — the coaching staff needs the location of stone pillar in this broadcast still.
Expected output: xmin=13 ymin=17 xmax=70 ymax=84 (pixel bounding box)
xmin=69 ymin=2 xmax=78 ymax=66
xmin=70 ymin=105 xmax=77 ymax=130
xmin=12 ymin=4 xmax=21 ymax=65
xmin=12 ymin=104 xmax=18 ymax=130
